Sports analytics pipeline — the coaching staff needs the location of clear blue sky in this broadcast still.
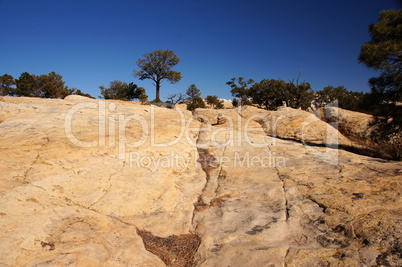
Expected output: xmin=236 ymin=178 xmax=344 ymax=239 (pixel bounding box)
xmin=1 ymin=0 xmax=401 ymax=100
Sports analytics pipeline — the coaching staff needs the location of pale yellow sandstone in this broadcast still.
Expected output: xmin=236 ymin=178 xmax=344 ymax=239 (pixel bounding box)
xmin=0 ymin=97 xmax=400 ymax=266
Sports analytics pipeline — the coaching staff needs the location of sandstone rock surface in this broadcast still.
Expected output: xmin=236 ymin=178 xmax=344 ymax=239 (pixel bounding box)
xmin=63 ymin=95 xmax=97 ymax=102
xmin=315 ymin=106 xmax=402 ymax=159
xmin=314 ymin=107 xmax=374 ymax=142
xmin=0 ymin=97 xmax=401 ymax=266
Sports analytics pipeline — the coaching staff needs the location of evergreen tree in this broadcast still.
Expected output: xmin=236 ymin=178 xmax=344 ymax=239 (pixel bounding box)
xmin=99 ymin=81 xmax=147 ymax=101
xmin=133 ymin=49 xmax=182 ymax=102
xmin=359 ymin=9 xmax=402 ymax=141
xmin=0 ymin=74 xmax=15 ymax=96
xmin=206 ymin=95 xmax=224 ymax=109
xmin=186 ymin=84 xmax=205 ymax=111
xmin=15 ymin=72 xmax=39 ymax=97
xmin=227 ymin=77 xmax=254 ymax=106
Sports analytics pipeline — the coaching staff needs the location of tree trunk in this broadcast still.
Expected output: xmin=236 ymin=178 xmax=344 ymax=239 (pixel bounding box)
xmin=156 ymin=80 xmax=160 ymax=102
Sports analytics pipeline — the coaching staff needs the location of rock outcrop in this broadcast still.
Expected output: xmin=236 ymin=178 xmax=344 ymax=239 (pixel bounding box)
xmin=315 ymin=106 xmax=402 ymax=160
xmin=63 ymin=94 xmax=97 ymax=102
xmin=314 ymin=107 xmax=374 ymax=142
xmin=0 ymin=97 xmax=401 ymax=266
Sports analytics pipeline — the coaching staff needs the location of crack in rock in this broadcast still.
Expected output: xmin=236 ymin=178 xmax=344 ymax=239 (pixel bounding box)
xmin=62 ymin=195 xmax=134 ymax=227
xmin=271 ymin=145 xmax=290 ymax=222
xmin=276 ymin=169 xmax=290 ymax=222
xmin=138 ymin=122 xmax=213 ymax=267
xmin=89 ymin=162 xmax=124 ymax=208
xmin=196 ymin=148 xmax=217 ymax=192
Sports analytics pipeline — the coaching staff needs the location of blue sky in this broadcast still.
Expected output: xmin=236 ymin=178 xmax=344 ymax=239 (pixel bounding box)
xmin=1 ymin=0 xmax=401 ymax=100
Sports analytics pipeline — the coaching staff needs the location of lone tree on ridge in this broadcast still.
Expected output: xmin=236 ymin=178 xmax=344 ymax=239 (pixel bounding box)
xmin=133 ymin=49 xmax=182 ymax=102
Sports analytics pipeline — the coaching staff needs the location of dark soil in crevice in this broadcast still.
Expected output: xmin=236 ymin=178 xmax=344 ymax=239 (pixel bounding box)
xmin=193 ymin=195 xmax=208 ymax=212
xmin=136 ymin=228 xmax=201 ymax=267
xmin=196 ymin=148 xmax=218 ymax=192
xmin=136 ymin=144 xmax=219 ymax=266
xmin=137 ymin=132 xmax=224 ymax=266
xmin=193 ymin=147 xmax=227 ymax=212
xmin=193 ymin=194 xmax=228 ymax=212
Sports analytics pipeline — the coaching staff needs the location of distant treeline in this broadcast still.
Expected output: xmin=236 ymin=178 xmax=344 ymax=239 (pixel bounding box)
xmin=0 ymin=72 xmax=93 ymax=99
xmin=0 ymin=70 xmax=377 ymax=114
xmin=227 ymin=76 xmax=372 ymax=113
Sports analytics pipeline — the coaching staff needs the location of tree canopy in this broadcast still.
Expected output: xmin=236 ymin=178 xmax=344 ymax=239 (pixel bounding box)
xmin=14 ymin=72 xmax=39 ymax=97
xmin=9 ymin=71 xmax=78 ymax=98
xmin=227 ymin=77 xmax=254 ymax=106
xmin=359 ymin=10 xmax=402 ymax=76
xmin=185 ymin=84 xmax=201 ymax=102
xmin=359 ymin=9 xmax=402 ymax=143
xmin=249 ymin=79 xmax=287 ymax=110
xmin=315 ymin=85 xmax=368 ymax=111
xmin=206 ymin=95 xmax=224 ymax=109
xmin=248 ymin=78 xmax=314 ymax=110
xmin=0 ymin=74 xmax=15 ymax=96
xmin=286 ymin=81 xmax=315 ymax=110
xmin=99 ymin=81 xmax=147 ymax=102
xmin=38 ymin=71 xmax=72 ymax=98
xmin=186 ymin=84 xmax=205 ymax=111
xmin=133 ymin=49 xmax=182 ymax=102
